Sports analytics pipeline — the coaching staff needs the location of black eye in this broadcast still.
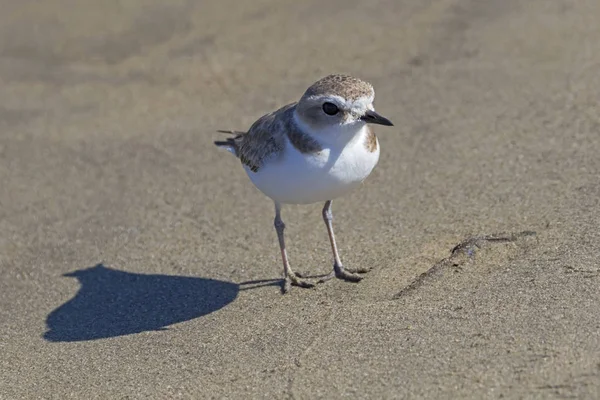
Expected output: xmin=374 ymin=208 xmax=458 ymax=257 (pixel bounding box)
xmin=322 ymin=102 xmax=339 ymax=116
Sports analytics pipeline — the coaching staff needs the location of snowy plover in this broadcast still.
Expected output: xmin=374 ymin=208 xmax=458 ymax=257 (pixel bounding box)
xmin=215 ymin=74 xmax=393 ymax=293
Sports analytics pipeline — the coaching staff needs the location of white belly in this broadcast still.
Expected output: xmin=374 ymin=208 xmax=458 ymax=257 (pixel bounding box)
xmin=246 ymin=128 xmax=380 ymax=204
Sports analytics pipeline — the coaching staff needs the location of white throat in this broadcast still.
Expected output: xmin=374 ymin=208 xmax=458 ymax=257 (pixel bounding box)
xmin=292 ymin=111 xmax=367 ymax=149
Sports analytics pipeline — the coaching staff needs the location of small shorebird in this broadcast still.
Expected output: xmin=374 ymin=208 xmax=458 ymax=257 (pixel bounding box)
xmin=215 ymin=74 xmax=393 ymax=293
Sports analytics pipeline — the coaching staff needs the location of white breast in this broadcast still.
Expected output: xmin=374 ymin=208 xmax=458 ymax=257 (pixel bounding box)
xmin=246 ymin=125 xmax=380 ymax=204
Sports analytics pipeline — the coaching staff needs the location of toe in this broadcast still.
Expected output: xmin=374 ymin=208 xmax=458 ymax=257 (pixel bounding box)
xmin=292 ymin=279 xmax=315 ymax=289
xmin=345 ymin=266 xmax=372 ymax=274
xmin=337 ymin=271 xmax=363 ymax=282
xmin=333 ymin=265 xmax=364 ymax=282
xmin=282 ymin=279 xmax=292 ymax=294
xmin=317 ymin=271 xmax=336 ymax=284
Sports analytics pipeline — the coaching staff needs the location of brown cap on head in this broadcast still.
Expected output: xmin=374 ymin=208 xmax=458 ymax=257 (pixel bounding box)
xmin=301 ymin=74 xmax=374 ymax=101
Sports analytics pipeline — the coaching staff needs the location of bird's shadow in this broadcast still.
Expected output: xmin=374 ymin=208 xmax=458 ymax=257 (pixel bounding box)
xmin=44 ymin=263 xmax=279 ymax=342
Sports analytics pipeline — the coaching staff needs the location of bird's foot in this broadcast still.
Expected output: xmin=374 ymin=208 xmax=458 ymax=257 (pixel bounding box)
xmin=282 ymin=273 xmax=315 ymax=294
xmin=344 ymin=266 xmax=373 ymax=274
xmin=318 ymin=264 xmax=368 ymax=284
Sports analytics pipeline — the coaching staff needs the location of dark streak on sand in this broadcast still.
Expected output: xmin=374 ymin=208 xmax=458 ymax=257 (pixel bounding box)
xmin=394 ymin=231 xmax=537 ymax=298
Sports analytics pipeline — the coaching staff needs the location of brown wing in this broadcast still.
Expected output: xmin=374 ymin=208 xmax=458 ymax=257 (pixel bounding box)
xmin=232 ymin=103 xmax=296 ymax=172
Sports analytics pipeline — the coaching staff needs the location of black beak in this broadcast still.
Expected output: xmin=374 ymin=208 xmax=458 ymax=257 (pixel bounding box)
xmin=360 ymin=110 xmax=394 ymax=126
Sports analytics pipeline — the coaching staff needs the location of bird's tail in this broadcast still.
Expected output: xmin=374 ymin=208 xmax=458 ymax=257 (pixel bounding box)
xmin=214 ymin=130 xmax=243 ymax=156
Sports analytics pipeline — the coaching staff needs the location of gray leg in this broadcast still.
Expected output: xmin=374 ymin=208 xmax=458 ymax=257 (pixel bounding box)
xmin=274 ymin=202 xmax=315 ymax=293
xmin=319 ymin=200 xmax=371 ymax=283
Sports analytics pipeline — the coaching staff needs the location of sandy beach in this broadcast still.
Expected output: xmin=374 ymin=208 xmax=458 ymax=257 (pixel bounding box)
xmin=1 ymin=0 xmax=599 ymax=398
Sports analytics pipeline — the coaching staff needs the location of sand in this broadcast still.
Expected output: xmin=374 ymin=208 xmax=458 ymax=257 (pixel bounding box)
xmin=1 ymin=0 xmax=599 ymax=398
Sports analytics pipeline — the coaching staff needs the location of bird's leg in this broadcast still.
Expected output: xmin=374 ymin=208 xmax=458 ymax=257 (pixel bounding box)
xmin=319 ymin=200 xmax=369 ymax=283
xmin=274 ymin=202 xmax=315 ymax=293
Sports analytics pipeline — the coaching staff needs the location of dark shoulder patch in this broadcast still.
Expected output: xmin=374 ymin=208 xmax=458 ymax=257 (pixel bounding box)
xmin=283 ymin=107 xmax=322 ymax=154
xmin=365 ymin=127 xmax=378 ymax=153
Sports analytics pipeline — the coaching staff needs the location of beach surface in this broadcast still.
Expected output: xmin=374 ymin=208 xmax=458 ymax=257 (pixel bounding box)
xmin=1 ymin=0 xmax=599 ymax=398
